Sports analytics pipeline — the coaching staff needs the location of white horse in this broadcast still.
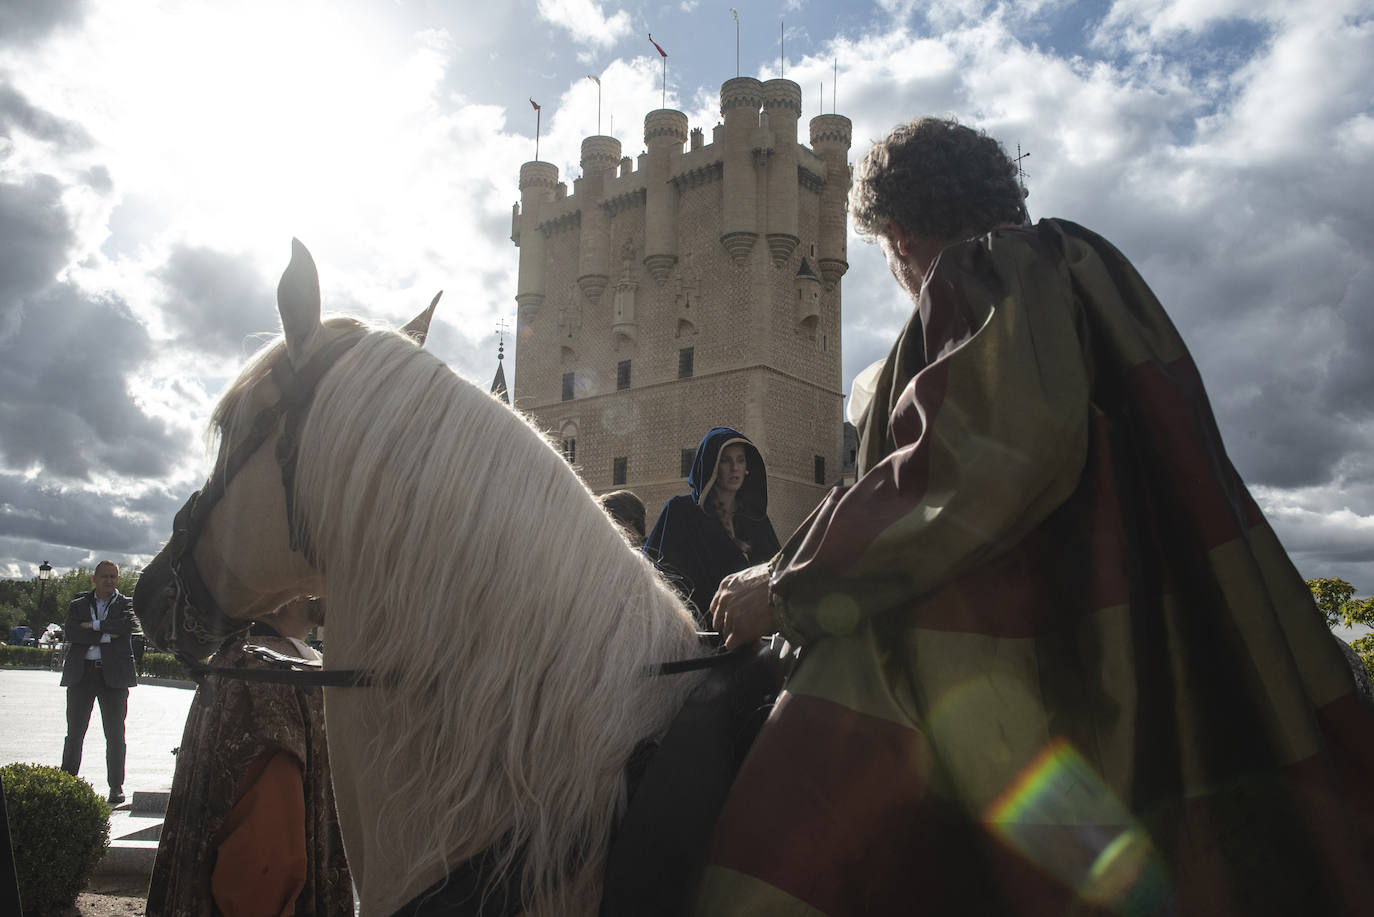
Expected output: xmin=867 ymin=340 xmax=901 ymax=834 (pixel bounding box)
xmin=135 ymin=241 xmax=708 ymax=915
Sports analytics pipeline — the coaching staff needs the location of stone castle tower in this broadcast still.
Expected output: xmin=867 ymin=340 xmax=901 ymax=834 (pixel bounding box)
xmin=510 ymin=77 xmax=851 ymax=537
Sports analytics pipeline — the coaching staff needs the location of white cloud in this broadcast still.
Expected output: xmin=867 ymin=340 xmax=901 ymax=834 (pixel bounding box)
xmin=535 ymin=0 xmax=632 ymax=49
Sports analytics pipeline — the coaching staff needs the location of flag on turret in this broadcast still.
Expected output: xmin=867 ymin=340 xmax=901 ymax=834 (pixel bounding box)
xmin=530 ymin=98 xmax=541 ymax=110
xmin=649 ymin=34 xmax=667 ymax=57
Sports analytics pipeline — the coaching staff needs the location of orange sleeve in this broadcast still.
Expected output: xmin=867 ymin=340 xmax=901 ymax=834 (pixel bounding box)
xmin=211 ymin=750 xmax=307 ymax=917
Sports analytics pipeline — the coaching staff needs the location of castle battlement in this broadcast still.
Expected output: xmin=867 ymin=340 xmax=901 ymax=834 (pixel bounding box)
xmin=511 ymin=78 xmax=852 ymax=536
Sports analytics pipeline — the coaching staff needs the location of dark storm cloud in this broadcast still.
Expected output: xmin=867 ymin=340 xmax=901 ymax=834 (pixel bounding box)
xmin=0 ymin=280 xmax=179 ymax=482
xmin=0 ymin=82 xmax=94 ymax=148
xmin=0 ymin=0 xmax=88 ymax=48
xmin=0 ymin=473 xmax=173 ymax=556
xmin=1216 ymin=379 xmax=1362 ymax=489
xmin=1321 ymin=266 xmax=1374 ymax=420
xmin=155 ymin=245 xmax=279 ymax=357
xmin=0 ymin=174 xmax=75 ymax=334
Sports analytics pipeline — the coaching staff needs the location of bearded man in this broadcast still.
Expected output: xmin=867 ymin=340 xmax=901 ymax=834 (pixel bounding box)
xmin=699 ymin=117 xmax=1374 ymax=916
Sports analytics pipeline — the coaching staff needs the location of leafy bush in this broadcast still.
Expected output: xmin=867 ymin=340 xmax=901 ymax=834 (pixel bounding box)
xmin=1 ymin=763 xmax=110 ymax=915
xmin=0 ymin=645 xmax=49 ymax=667
xmin=140 ymin=651 xmax=191 ymax=681
xmin=1352 ymin=635 xmax=1374 ymax=681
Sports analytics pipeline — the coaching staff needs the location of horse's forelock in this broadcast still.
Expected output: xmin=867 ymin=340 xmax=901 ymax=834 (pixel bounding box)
xmin=210 ymin=317 xmax=373 ymax=440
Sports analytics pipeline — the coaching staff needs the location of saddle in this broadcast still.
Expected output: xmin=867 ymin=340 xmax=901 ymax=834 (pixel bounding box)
xmin=600 ymin=639 xmax=788 ymax=916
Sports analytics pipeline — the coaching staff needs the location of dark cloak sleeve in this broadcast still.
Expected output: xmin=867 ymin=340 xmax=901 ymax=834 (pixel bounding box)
xmin=645 ymin=495 xmax=779 ymax=627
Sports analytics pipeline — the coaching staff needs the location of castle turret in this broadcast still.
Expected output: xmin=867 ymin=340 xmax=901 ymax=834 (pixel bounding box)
xmin=515 ymin=161 xmax=559 ymax=318
xmin=576 ymin=136 xmax=622 ymax=304
xmin=510 ymin=78 xmax=849 ymax=543
xmin=809 ymin=113 xmax=853 ymax=288
xmin=642 ymin=109 xmax=688 ymax=284
xmin=762 ymin=79 xmax=801 ymax=266
xmin=719 ymin=77 xmax=762 ymax=266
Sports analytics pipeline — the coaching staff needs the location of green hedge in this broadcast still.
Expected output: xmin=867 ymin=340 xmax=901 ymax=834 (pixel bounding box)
xmin=0 ymin=645 xmax=51 ymax=667
xmin=2 ymin=763 xmax=110 ymax=915
xmin=0 ymin=645 xmax=192 ymax=679
xmin=140 ymin=651 xmax=191 ymax=681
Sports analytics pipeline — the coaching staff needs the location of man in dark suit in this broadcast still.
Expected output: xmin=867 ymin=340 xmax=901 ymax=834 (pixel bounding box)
xmin=60 ymin=560 xmax=138 ymax=805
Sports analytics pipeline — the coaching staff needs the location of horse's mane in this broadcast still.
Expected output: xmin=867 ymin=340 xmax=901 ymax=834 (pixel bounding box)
xmin=235 ymin=326 xmax=703 ymax=911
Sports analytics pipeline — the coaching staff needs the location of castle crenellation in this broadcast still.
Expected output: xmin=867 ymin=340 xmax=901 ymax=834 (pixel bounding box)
xmin=512 ymin=76 xmax=852 ymax=536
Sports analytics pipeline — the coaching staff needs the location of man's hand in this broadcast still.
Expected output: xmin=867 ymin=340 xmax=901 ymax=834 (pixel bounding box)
xmin=711 ymin=563 xmax=774 ymax=650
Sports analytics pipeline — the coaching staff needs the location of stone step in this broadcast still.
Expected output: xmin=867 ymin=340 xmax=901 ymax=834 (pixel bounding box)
xmin=94 ymin=792 xmax=170 ymax=878
xmin=130 ymin=790 xmax=169 ymax=816
xmin=95 ymin=839 xmax=158 ymax=878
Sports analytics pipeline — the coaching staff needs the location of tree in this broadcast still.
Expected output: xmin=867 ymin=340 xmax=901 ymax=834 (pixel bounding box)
xmin=1306 ymin=577 xmax=1374 ymax=678
xmin=1351 ymin=635 xmax=1374 ymax=679
xmin=0 ymin=603 xmax=27 ymax=635
xmin=1 ymin=565 xmax=142 ymax=633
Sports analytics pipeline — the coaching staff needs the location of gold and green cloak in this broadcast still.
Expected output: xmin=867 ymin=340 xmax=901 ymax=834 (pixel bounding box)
xmin=695 ymin=219 xmax=1374 ymax=916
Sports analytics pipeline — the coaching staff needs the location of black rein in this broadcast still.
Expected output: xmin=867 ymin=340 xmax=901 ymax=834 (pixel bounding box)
xmin=188 ymin=637 xmax=742 ymax=690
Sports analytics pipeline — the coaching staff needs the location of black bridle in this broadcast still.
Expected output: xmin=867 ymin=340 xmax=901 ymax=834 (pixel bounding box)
xmin=157 ymin=330 xmax=734 ymax=688
xmin=159 ymin=331 xmax=366 ymax=683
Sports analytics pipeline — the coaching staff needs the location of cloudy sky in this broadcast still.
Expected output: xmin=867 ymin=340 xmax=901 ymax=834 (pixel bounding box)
xmin=2 ymin=0 xmax=1372 ymax=604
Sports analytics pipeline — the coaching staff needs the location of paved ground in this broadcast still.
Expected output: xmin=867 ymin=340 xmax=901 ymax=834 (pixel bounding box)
xmin=1 ymin=667 xmax=195 ymax=878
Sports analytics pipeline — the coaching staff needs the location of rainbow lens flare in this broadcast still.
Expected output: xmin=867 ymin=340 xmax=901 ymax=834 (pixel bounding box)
xmin=984 ymin=738 xmax=1174 ymax=915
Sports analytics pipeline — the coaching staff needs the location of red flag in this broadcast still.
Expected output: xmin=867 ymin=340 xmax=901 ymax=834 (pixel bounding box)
xmin=648 ymin=33 xmax=667 ymax=58
xmin=530 ymin=98 xmax=541 ymax=111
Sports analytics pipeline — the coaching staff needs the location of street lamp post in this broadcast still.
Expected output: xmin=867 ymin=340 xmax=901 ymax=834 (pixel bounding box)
xmin=37 ymin=561 xmax=53 ymax=619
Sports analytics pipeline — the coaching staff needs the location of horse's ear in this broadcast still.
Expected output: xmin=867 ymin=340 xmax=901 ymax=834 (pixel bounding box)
xmin=401 ymin=291 xmax=442 ymax=347
xmin=278 ymin=238 xmax=322 ymax=365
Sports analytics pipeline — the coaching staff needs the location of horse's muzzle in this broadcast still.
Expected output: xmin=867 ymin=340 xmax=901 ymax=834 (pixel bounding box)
xmin=134 ymin=490 xmax=248 ymax=661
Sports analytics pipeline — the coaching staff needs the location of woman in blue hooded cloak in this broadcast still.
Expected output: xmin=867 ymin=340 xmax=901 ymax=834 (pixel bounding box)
xmin=644 ymin=427 xmax=781 ymax=632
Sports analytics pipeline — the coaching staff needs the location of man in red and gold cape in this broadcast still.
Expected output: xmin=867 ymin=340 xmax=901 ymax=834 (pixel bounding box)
xmin=701 ymin=117 xmax=1374 ymax=916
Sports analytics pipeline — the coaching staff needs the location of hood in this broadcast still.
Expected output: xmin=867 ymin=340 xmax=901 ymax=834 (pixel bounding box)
xmin=688 ymin=426 xmax=769 ymax=518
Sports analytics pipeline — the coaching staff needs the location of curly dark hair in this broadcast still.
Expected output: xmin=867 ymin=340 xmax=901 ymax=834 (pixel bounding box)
xmin=850 ymin=117 xmax=1028 ymax=241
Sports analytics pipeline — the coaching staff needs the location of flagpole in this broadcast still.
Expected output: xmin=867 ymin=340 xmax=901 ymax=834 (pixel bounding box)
xmin=780 ymin=21 xmax=784 ymax=79
xmin=587 ymin=76 xmax=601 ymax=134
xmin=530 ymin=99 xmax=542 ymax=160
xmin=731 ymin=9 xmax=739 ymax=77
xmin=649 ymin=34 xmax=668 ymax=109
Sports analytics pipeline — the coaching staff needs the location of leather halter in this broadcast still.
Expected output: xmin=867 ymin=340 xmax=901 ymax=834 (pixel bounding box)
xmin=161 ymin=331 xmax=365 ymax=679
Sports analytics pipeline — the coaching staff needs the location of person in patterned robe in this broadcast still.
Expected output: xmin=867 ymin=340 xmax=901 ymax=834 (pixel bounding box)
xmin=147 ymin=597 xmax=351 ymax=916
xmin=700 ymin=117 xmax=1374 ymax=916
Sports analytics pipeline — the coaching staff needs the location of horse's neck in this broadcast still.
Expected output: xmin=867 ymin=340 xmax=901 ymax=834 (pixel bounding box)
xmin=325 ymin=694 xmax=471 ymax=915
